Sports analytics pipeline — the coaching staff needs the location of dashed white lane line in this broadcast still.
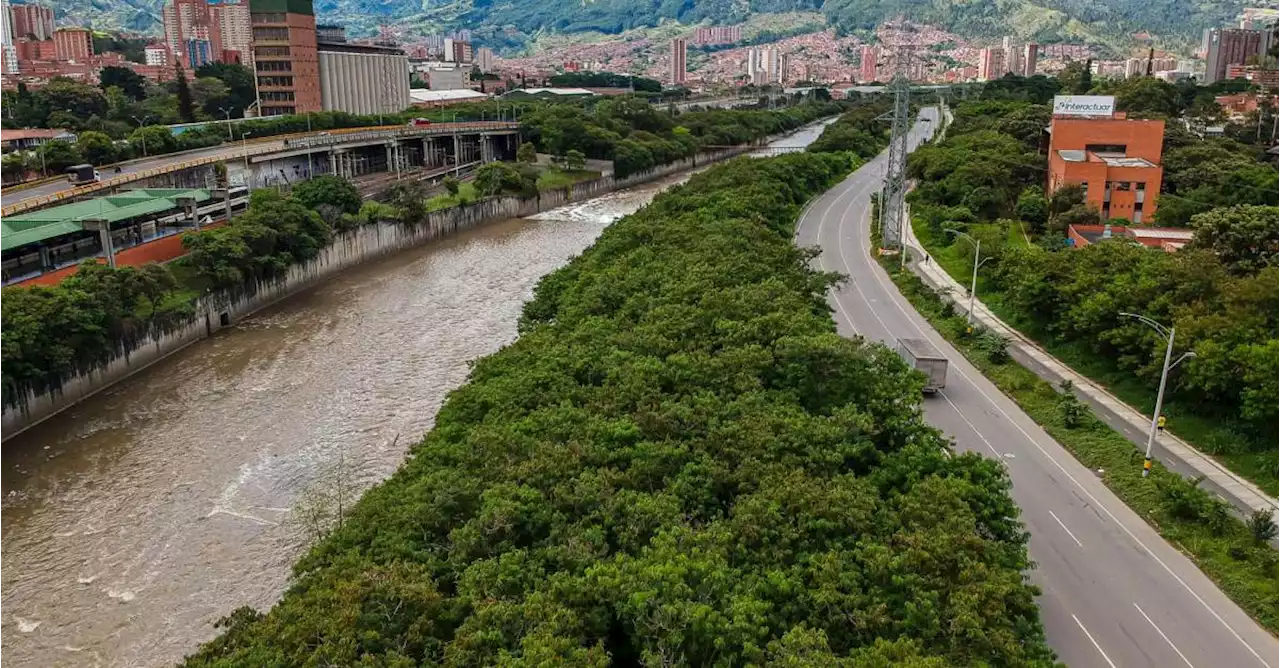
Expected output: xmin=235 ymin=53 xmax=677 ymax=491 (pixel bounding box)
xmin=1134 ymin=603 xmax=1196 ymax=668
xmin=1048 ymin=510 xmax=1084 ymax=548
xmin=1073 ymin=614 xmax=1119 ymax=668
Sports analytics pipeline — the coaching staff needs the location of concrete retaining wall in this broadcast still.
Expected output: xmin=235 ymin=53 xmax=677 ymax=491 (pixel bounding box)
xmin=2 ymin=144 xmax=763 ymax=440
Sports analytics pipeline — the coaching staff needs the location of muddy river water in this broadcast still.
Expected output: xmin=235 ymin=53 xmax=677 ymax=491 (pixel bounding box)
xmin=0 ymin=119 xmax=835 ymax=667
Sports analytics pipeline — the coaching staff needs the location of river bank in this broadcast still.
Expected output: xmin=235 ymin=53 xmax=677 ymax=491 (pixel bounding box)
xmin=1 ymin=119 xmax=837 ymax=667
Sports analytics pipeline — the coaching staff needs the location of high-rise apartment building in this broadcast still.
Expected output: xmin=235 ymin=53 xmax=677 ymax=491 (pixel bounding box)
xmin=1001 ymin=36 xmax=1021 ymax=77
xmin=859 ymin=45 xmax=877 ymax=82
xmin=0 ymin=0 xmax=15 ymax=75
xmin=9 ymin=2 xmax=53 ymax=40
xmin=977 ymin=47 xmax=1004 ymax=81
xmin=145 ymin=44 xmax=169 ymax=65
xmin=1022 ymin=43 xmax=1038 ymax=76
xmin=476 ymin=46 xmax=494 ymax=72
xmin=249 ymin=0 xmax=321 ymax=115
xmin=211 ymin=0 xmax=251 ymax=61
xmin=693 ymin=25 xmax=740 ymax=45
xmin=670 ymin=37 xmax=686 ymax=85
xmin=1205 ymin=28 xmax=1266 ymax=83
xmin=443 ymin=37 xmax=472 ymax=63
xmin=164 ymin=0 xmax=222 ymax=69
xmin=52 ymin=27 xmax=92 ymax=61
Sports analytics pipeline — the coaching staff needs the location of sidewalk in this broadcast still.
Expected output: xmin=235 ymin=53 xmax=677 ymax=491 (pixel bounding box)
xmin=902 ymin=221 xmax=1279 ymax=521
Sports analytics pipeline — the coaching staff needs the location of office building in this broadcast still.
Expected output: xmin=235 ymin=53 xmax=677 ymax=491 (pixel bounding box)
xmin=318 ymin=41 xmax=408 ymax=115
xmin=1205 ymin=28 xmax=1266 ymax=83
xmin=476 ymin=46 xmax=494 ymax=72
xmin=9 ymin=2 xmax=53 ymax=41
xmin=1047 ymin=99 xmax=1165 ymax=224
xmin=977 ymin=47 xmax=1004 ymax=81
xmin=859 ymin=45 xmax=876 ymax=82
xmin=670 ymin=37 xmax=686 ymax=85
xmin=1022 ymin=43 xmax=1038 ymax=76
xmin=52 ymin=27 xmax=92 ymax=61
xmin=249 ymin=0 xmax=321 ymax=115
xmin=211 ymin=0 xmax=251 ymax=60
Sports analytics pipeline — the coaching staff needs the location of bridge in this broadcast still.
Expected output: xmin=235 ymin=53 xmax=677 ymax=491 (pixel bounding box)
xmin=2 ymin=121 xmax=521 ymax=217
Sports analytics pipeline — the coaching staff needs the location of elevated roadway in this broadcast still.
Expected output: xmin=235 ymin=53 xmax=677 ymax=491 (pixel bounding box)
xmin=795 ymin=107 xmax=1278 ymax=668
xmin=1 ymin=121 xmax=518 ymax=217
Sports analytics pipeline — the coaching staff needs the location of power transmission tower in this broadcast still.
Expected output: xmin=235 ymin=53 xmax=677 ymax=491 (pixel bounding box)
xmin=878 ymin=42 xmax=912 ymax=251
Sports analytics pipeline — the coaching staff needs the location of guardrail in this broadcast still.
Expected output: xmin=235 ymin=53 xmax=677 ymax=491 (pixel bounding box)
xmin=0 ymin=122 xmax=519 ymax=218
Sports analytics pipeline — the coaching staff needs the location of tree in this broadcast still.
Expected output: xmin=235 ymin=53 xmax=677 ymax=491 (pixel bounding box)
xmin=174 ymin=66 xmax=196 ymax=123
xmin=516 ymin=142 xmax=537 ymax=163
xmin=1246 ymin=510 xmax=1278 ymax=544
xmin=1186 ymin=205 xmax=1280 ymax=275
xmin=192 ymin=76 xmax=230 ymax=118
xmin=76 ymin=131 xmax=118 ymax=165
xmin=36 ymin=139 xmax=84 ymax=172
xmin=474 ymin=161 xmax=523 ymax=196
xmin=443 ymin=176 xmax=460 ymax=195
xmin=290 ymin=175 xmax=362 ymax=215
xmin=129 ymin=125 xmax=177 ymax=157
xmin=1015 ymin=186 xmax=1049 ymax=232
xmin=1077 ymin=59 xmax=1093 ymax=94
xmin=195 ymin=62 xmax=256 ymax=117
xmin=99 ymin=65 xmax=147 ymax=100
xmin=34 ymin=77 xmax=108 ymax=122
xmin=564 ymin=149 xmax=586 ymax=171
xmin=2 ymin=151 xmax=31 ymax=180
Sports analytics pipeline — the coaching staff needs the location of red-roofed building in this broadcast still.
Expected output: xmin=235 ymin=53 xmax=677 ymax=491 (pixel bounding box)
xmin=1 ymin=128 xmax=77 ymax=151
xmin=1067 ymin=224 xmax=1194 ymax=251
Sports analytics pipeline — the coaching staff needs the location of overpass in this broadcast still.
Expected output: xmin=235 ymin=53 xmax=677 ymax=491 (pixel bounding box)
xmin=2 ymin=121 xmax=520 ymax=217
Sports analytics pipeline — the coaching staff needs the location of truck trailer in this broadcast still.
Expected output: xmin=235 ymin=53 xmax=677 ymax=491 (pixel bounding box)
xmin=897 ymin=337 xmax=948 ymax=394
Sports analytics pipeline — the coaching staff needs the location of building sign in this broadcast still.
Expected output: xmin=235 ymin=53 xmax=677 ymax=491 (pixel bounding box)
xmin=1052 ymin=95 xmax=1116 ymax=117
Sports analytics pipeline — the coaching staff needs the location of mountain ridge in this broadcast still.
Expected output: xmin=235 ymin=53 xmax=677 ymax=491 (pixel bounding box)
xmin=33 ymin=0 xmax=1257 ymax=54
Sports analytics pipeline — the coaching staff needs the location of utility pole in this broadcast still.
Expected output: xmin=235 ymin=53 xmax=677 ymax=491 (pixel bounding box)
xmin=878 ymin=41 xmax=912 ymax=253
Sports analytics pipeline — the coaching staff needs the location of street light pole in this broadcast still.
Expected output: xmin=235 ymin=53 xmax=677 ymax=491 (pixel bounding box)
xmin=132 ymin=114 xmax=152 ymax=158
xmin=944 ymin=227 xmax=991 ymax=327
xmin=219 ymin=107 xmax=234 ymax=140
xmin=242 ymin=132 xmax=252 ymax=187
xmin=1119 ymin=312 xmax=1196 ymax=477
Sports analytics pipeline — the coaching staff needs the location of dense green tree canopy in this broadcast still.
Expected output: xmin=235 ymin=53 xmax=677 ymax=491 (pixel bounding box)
xmin=181 ymin=154 xmax=1054 ymax=666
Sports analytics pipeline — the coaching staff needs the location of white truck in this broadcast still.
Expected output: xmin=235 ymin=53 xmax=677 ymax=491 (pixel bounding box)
xmin=897 ymin=338 xmax=948 ymax=394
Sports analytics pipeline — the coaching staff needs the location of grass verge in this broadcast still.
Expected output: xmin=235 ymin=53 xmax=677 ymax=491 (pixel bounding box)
xmin=536 ymin=167 xmax=600 ymax=190
xmin=425 ymin=182 xmax=478 ymax=211
xmin=875 ymin=239 xmax=1279 ymax=633
xmin=913 ymin=216 xmax=1277 ymax=496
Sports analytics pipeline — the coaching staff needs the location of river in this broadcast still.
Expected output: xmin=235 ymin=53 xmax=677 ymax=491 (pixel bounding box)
xmin=0 ymin=118 xmax=836 ymax=668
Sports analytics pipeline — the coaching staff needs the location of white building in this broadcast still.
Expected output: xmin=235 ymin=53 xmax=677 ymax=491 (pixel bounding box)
xmin=427 ymin=67 xmax=466 ymax=91
xmin=145 ymin=45 xmax=168 ymax=66
xmin=476 ymin=46 xmax=494 ymax=72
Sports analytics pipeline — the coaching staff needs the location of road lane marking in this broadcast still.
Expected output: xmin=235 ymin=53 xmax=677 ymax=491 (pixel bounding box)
xmin=1073 ymin=614 xmax=1119 ymax=668
xmin=1048 ymin=510 xmax=1083 ymax=547
xmin=1134 ymin=603 xmax=1196 ymax=668
xmin=850 ymin=152 xmax=1276 ymax=668
xmin=936 ymin=390 xmax=1004 ymax=459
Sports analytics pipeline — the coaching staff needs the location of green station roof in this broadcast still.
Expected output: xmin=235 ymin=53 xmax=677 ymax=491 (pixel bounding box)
xmin=2 ymin=188 xmax=212 ymax=252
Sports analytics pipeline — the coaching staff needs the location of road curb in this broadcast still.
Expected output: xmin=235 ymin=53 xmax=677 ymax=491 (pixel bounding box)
xmin=901 ymin=222 xmax=1278 ymax=521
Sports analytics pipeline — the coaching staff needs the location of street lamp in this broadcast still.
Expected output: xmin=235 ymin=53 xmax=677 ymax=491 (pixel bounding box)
xmin=219 ymin=106 xmax=234 ymax=140
xmin=1119 ymin=313 xmax=1196 ymax=477
xmin=944 ymin=227 xmax=993 ymax=327
xmin=132 ymin=114 xmax=153 ymax=157
xmin=242 ymin=131 xmax=252 ymax=186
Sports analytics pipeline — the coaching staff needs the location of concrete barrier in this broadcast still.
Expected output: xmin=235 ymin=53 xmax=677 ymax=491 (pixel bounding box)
xmin=0 ymin=142 xmax=767 ymax=440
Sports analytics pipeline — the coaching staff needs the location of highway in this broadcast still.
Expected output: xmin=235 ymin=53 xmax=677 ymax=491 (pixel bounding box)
xmin=795 ymin=107 xmax=1278 ymax=668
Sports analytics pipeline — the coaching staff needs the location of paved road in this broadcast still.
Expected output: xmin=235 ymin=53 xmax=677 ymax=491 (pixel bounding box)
xmin=795 ymin=107 xmax=1278 ymax=668
xmin=5 ymin=139 xmax=290 ymax=206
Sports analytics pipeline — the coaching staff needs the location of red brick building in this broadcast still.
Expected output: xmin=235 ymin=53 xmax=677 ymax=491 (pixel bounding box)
xmin=1047 ymin=100 xmax=1165 ymax=224
xmin=52 ymin=27 xmax=93 ymax=62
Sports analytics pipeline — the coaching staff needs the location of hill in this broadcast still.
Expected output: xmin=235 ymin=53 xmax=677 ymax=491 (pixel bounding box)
xmin=42 ymin=0 xmax=1257 ymax=53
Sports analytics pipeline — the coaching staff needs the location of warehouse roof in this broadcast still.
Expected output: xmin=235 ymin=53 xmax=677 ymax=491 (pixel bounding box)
xmin=409 ymin=88 xmax=490 ymax=103
xmin=2 ymin=188 xmax=211 ymax=252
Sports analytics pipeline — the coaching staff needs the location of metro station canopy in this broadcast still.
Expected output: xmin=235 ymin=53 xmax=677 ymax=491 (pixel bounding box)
xmin=2 ymin=188 xmax=213 ymax=252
